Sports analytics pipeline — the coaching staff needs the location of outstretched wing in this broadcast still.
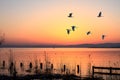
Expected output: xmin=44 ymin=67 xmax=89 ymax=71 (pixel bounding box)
xmin=87 ymin=31 xmax=91 ymax=35
xmin=66 ymin=29 xmax=70 ymax=34
xmin=98 ymin=12 xmax=102 ymax=17
xmin=68 ymin=13 xmax=72 ymax=17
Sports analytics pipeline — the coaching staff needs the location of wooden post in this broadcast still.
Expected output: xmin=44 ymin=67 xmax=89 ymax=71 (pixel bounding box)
xmin=77 ymin=65 xmax=79 ymax=74
xmin=20 ymin=62 xmax=24 ymax=71
xmin=51 ymin=64 xmax=53 ymax=70
xmin=9 ymin=62 xmax=14 ymax=76
xmin=29 ymin=62 xmax=32 ymax=69
xmin=40 ymin=63 xmax=43 ymax=70
xmin=92 ymin=66 xmax=94 ymax=78
xmin=3 ymin=60 xmax=5 ymax=68
xmin=110 ymin=67 xmax=112 ymax=76
xmin=63 ymin=65 xmax=66 ymax=72
xmin=20 ymin=62 xmax=23 ymax=68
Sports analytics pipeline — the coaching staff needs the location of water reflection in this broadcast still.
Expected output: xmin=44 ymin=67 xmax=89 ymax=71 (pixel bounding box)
xmin=0 ymin=48 xmax=120 ymax=79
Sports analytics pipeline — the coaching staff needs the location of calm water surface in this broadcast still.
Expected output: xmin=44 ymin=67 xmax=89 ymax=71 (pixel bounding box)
xmin=0 ymin=48 xmax=120 ymax=76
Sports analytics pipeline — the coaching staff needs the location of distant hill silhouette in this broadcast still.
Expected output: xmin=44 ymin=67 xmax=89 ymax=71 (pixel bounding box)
xmin=67 ymin=43 xmax=120 ymax=48
xmin=0 ymin=43 xmax=120 ymax=48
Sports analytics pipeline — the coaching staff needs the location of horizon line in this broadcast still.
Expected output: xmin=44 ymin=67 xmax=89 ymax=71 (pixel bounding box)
xmin=0 ymin=43 xmax=120 ymax=48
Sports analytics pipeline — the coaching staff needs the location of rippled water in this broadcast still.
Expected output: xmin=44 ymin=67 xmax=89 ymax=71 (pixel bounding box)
xmin=0 ymin=48 xmax=120 ymax=77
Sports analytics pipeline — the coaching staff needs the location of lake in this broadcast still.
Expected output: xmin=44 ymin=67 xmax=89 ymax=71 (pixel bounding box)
xmin=0 ymin=48 xmax=120 ymax=78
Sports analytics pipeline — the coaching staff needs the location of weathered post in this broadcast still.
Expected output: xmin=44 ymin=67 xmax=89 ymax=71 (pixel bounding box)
xmin=110 ymin=67 xmax=112 ymax=76
xmin=2 ymin=60 xmax=5 ymax=68
xmin=29 ymin=62 xmax=32 ymax=69
xmin=40 ymin=63 xmax=43 ymax=70
xmin=92 ymin=66 xmax=94 ymax=79
xmin=51 ymin=64 xmax=53 ymax=70
xmin=20 ymin=62 xmax=23 ymax=68
xmin=20 ymin=62 xmax=24 ymax=71
xmin=63 ymin=65 xmax=66 ymax=72
xmin=77 ymin=65 xmax=79 ymax=74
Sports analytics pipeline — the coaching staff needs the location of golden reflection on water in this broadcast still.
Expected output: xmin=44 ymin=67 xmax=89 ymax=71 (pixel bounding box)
xmin=0 ymin=48 xmax=120 ymax=76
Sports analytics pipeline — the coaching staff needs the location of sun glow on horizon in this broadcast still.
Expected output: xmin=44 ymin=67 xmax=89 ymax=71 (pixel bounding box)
xmin=0 ymin=0 xmax=120 ymax=45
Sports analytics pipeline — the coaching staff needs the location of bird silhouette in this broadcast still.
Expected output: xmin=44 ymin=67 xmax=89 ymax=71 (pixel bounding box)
xmin=66 ymin=29 xmax=71 ymax=35
xmin=71 ymin=26 xmax=77 ymax=31
xmin=68 ymin=13 xmax=73 ymax=18
xmin=87 ymin=31 xmax=91 ymax=35
xmin=97 ymin=11 xmax=102 ymax=17
xmin=102 ymin=35 xmax=106 ymax=40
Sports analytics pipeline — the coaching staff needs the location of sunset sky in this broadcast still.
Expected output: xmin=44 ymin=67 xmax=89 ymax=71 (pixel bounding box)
xmin=0 ymin=0 xmax=120 ymax=45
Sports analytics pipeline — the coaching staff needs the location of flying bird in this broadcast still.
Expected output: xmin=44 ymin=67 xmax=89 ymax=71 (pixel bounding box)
xmin=71 ymin=26 xmax=77 ymax=31
xmin=102 ymin=35 xmax=106 ymax=40
xmin=87 ymin=31 xmax=91 ymax=35
xmin=66 ymin=29 xmax=71 ymax=35
xmin=97 ymin=11 xmax=102 ymax=17
xmin=68 ymin=13 xmax=73 ymax=18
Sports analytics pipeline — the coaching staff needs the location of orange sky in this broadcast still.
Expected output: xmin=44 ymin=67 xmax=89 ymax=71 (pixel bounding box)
xmin=0 ymin=0 xmax=120 ymax=45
